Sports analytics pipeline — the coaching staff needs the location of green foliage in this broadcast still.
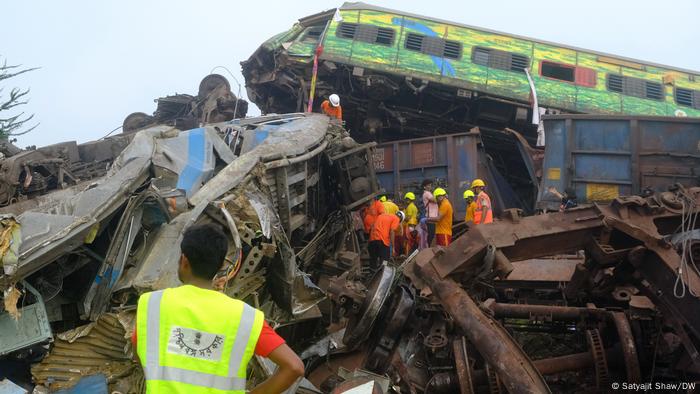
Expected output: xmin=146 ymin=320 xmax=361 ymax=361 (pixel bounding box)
xmin=0 ymin=58 xmax=39 ymax=138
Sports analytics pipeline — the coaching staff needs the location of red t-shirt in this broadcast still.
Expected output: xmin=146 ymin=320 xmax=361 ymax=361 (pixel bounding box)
xmin=132 ymin=320 xmax=285 ymax=357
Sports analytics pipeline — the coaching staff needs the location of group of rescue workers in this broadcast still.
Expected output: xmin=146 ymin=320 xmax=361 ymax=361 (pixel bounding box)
xmin=362 ymin=178 xmax=493 ymax=271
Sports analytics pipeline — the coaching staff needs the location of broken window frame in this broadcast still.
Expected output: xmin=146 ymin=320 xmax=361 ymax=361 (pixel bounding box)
xmin=539 ymin=61 xmax=598 ymax=88
xmin=302 ymin=25 xmax=325 ymax=42
xmin=471 ymin=46 xmax=529 ymax=73
xmin=606 ymin=74 xmax=664 ymax=101
xmin=335 ymin=22 xmax=396 ymax=46
xmin=403 ymin=32 xmax=462 ymax=60
xmin=540 ymin=61 xmax=576 ymax=83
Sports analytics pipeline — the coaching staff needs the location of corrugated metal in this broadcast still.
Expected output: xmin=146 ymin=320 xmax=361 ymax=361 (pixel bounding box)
xmin=31 ymin=313 xmax=142 ymax=393
xmin=538 ymin=115 xmax=700 ymax=210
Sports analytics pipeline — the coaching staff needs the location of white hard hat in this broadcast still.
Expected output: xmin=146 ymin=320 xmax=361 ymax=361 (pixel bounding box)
xmin=396 ymin=211 xmax=406 ymax=223
xmin=329 ymin=94 xmax=340 ymax=107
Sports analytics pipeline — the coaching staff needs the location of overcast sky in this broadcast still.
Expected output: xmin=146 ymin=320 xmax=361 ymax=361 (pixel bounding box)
xmin=3 ymin=0 xmax=699 ymax=148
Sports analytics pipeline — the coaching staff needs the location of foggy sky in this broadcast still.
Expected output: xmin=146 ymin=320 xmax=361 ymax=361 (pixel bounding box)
xmin=2 ymin=0 xmax=698 ymax=147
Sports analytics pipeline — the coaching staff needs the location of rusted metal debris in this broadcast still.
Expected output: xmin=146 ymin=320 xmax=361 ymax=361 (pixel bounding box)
xmin=309 ymin=186 xmax=700 ymax=393
xmin=0 ymin=105 xmax=380 ymax=392
xmin=122 ymin=74 xmax=248 ymax=133
xmin=31 ymin=313 xmax=142 ymax=392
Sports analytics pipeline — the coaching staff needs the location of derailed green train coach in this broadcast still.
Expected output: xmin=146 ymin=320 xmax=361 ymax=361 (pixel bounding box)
xmin=243 ymin=2 xmax=700 ymax=140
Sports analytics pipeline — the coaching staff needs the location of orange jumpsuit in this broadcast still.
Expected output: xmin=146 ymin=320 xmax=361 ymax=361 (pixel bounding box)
xmin=321 ymin=100 xmax=343 ymax=120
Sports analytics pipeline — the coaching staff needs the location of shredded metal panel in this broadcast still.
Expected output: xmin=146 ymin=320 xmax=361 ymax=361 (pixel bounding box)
xmin=31 ymin=313 xmax=140 ymax=392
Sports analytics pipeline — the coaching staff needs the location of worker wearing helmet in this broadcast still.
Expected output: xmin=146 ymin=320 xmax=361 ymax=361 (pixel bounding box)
xmin=363 ymin=196 xmax=385 ymax=234
xmin=403 ymin=192 xmax=419 ymax=254
xmin=369 ymin=211 xmax=405 ymax=270
xmin=429 ymin=188 xmax=453 ymax=246
xmin=320 ymin=94 xmax=343 ymax=120
xmin=381 ymin=194 xmax=399 ymax=215
xmin=471 ymin=179 xmax=493 ymax=225
xmin=463 ymin=189 xmax=476 ymax=224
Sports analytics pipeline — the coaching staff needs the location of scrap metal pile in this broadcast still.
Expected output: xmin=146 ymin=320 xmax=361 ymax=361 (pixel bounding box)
xmin=0 ymin=97 xmax=381 ymax=392
xmin=308 ymin=187 xmax=700 ymax=393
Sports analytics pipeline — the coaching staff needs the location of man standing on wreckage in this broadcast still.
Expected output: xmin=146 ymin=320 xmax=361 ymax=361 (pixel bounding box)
xmin=132 ymin=223 xmax=304 ymax=393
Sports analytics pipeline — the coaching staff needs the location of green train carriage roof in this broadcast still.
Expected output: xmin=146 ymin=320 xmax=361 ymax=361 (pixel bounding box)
xmin=332 ymin=2 xmax=700 ymax=77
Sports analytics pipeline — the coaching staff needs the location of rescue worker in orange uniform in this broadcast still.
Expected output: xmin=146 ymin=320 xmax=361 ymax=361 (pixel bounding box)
xmin=429 ymin=188 xmax=453 ymax=246
xmin=320 ymin=94 xmax=343 ymax=120
xmin=471 ymin=179 xmax=493 ymax=225
xmin=368 ymin=211 xmax=405 ymax=270
xmin=379 ymin=195 xmax=401 ymax=255
xmin=363 ymin=196 xmax=385 ymax=234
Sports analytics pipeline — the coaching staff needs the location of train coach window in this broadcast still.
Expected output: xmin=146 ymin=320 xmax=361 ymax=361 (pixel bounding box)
xmin=405 ymin=32 xmax=462 ymax=59
xmin=472 ymin=47 xmax=529 ymax=73
xmin=336 ymin=22 xmax=396 ymax=46
xmin=607 ymin=74 xmax=623 ymax=93
xmin=607 ymin=74 xmax=664 ymax=101
xmin=675 ymin=87 xmax=700 ymax=109
xmin=337 ymin=22 xmax=357 ymax=39
xmin=540 ymin=61 xmax=597 ymax=87
xmin=541 ymin=61 xmax=575 ymax=82
xmin=375 ymin=27 xmax=395 ymax=45
xmin=303 ymin=26 xmax=324 ymax=42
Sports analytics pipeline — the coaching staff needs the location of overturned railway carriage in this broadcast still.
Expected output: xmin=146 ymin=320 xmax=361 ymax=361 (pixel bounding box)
xmin=244 ymin=2 xmax=700 ymax=142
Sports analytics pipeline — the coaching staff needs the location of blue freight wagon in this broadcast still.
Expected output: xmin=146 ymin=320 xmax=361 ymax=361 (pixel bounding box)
xmin=538 ymin=115 xmax=700 ymax=211
xmin=373 ymin=132 xmax=526 ymax=219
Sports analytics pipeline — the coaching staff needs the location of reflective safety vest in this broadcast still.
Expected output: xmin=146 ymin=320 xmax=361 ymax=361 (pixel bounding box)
xmin=136 ymin=285 xmax=264 ymax=394
xmin=474 ymin=191 xmax=493 ymax=225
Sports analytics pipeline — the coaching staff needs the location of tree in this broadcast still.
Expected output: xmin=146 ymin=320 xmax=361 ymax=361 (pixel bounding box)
xmin=0 ymin=58 xmax=39 ymax=138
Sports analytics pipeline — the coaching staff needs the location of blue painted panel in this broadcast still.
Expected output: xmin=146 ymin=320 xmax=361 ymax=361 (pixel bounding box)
xmin=176 ymin=128 xmax=207 ymax=196
xmin=574 ymin=120 xmax=630 ymax=151
xmin=573 ymin=154 xmax=630 ymax=181
xmin=55 ymin=374 xmax=108 ymax=394
xmin=640 ymin=121 xmax=699 ymax=154
xmin=538 ymin=119 xmax=567 ymax=208
xmin=540 ymin=116 xmax=700 ymax=208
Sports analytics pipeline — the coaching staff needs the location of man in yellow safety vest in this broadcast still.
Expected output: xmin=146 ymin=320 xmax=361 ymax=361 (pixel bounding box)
xmin=134 ymin=224 xmax=304 ymax=393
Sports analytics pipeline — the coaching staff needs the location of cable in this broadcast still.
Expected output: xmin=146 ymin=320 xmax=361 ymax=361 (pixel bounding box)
xmin=208 ymin=66 xmax=246 ymax=119
xmin=99 ymin=124 xmax=123 ymax=140
xmin=673 ymin=188 xmax=700 ymax=298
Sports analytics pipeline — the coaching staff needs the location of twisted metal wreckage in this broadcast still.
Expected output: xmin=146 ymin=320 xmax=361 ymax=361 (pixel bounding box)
xmin=0 ymin=112 xmax=381 ymax=392
xmin=1 ymin=100 xmax=700 ymax=392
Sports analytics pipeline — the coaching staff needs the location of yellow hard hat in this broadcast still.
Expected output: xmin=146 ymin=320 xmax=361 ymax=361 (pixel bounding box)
xmin=471 ymin=179 xmax=485 ymax=188
xmin=379 ymin=195 xmax=387 ymax=202
xmin=433 ymin=187 xmax=447 ymax=197
xmin=463 ymin=190 xmax=475 ymax=199
xmin=404 ymin=192 xmax=416 ymax=200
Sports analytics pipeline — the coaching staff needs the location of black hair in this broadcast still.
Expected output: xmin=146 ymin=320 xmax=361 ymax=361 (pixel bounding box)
xmin=181 ymin=223 xmax=229 ymax=280
xmin=421 ymin=179 xmax=433 ymax=188
xmin=564 ymin=187 xmax=577 ymax=199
